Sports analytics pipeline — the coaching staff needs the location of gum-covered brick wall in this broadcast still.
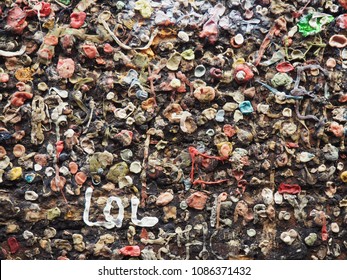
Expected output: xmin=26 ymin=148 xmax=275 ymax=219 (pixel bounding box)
xmin=0 ymin=0 xmax=346 ymax=260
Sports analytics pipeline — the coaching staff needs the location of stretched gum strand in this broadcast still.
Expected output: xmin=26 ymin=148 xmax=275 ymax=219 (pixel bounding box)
xmin=98 ymin=11 xmax=158 ymax=51
xmin=189 ymin=146 xmax=230 ymax=186
xmin=130 ymin=196 xmax=158 ymax=227
xmin=295 ymin=100 xmax=319 ymax=122
xmin=103 ymin=196 xmax=124 ymax=228
xmin=83 ymin=187 xmax=118 ymax=229
xmin=0 ymin=45 xmax=26 ymax=57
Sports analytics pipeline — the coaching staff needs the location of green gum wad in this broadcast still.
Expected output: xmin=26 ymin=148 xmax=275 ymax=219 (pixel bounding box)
xmin=106 ymin=162 xmax=129 ymax=183
xmin=304 ymin=233 xmax=317 ymax=246
xmin=47 ymin=207 xmax=61 ymax=220
xmin=134 ymin=0 xmax=153 ymax=18
xmin=89 ymin=151 xmax=114 ymax=173
xmin=58 ymin=0 xmax=71 ymax=5
xmin=132 ymin=53 xmax=149 ymax=68
xmin=297 ymin=13 xmax=334 ymax=37
xmin=181 ymin=49 xmax=195 ymax=61
xmin=271 ymin=73 xmax=293 ymax=88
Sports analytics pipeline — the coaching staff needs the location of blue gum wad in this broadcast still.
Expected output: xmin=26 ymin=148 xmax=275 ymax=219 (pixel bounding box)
xmin=297 ymin=13 xmax=334 ymax=37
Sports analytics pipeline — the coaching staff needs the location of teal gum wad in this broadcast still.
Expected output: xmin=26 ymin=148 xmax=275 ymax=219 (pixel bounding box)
xmin=239 ymin=101 xmax=254 ymax=114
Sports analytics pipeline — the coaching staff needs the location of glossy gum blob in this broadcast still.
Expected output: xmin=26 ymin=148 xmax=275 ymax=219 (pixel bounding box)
xmin=329 ymin=34 xmax=347 ymax=48
xmin=37 ymin=2 xmax=51 ymax=17
xmin=56 ymin=141 xmax=64 ymax=159
xmin=7 ymin=237 xmax=19 ymax=254
xmin=186 ymin=191 xmax=209 ymax=210
xmin=37 ymin=48 xmax=53 ymax=62
xmin=6 ymin=6 xmax=28 ymax=34
xmin=338 ymin=0 xmax=347 ymax=10
xmin=11 ymin=92 xmax=33 ymax=107
xmin=276 ymin=61 xmax=294 ymax=73
xmin=341 ymin=171 xmax=347 ymax=183
xmin=0 ymin=73 xmax=10 ymax=83
xmin=34 ymin=154 xmax=48 ymax=166
xmin=223 ymin=124 xmax=236 ymax=137
xmin=216 ymin=142 xmax=233 ymax=158
xmin=44 ymin=35 xmax=59 ymax=46
xmin=16 ymin=82 xmax=25 ymax=91
xmin=0 ymin=146 xmax=6 ymax=159
xmin=156 ymin=192 xmax=174 ymax=206
xmin=50 ymin=176 xmax=66 ymax=192
xmin=326 ymin=57 xmax=337 ymax=68
xmin=339 ymin=93 xmax=347 ymax=102
xmin=194 ymin=65 xmax=206 ymax=77
xmin=82 ymin=44 xmax=99 ymax=59
xmin=7 ymin=167 xmax=22 ymax=181
xmin=239 ymin=101 xmax=254 ymax=114
xmin=129 ymin=161 xmax=142 ymax=174
xmin=103 ymin=43 xmax=113 ymax=53
xmin=57 ymin=58 xmax=75 ymax=78
xmin=329 ymin=122 xmax=344 ymax=137
xmin=234 ymin=64 xmax=254 ymax=84
xmin=193 ymin=86 xmax=215 ymax=102
xmin=278 ymin=183 xmax=301 ymax=194
xmin=231 ymin=169 xmax=245 ymax=181
xmin=119 ymin=245 xmax=141 ymax=257
xmin=199 ymin=17 xmax=219 ymax=44
xmin=12 ymin=130 xmax=25 ymax=141
xmin=75 ymin=171 xmax=87 ymax=185
xmin=243 ymin=87 xmax=256 ymax=99
xmin=336 ymin=14 xmax=347 ymax=28
xmin=25 ymin=173 xmax=36 ymax=183
xmin=13 ymin=144 xmax=26 ymax=157
xmin=113 ymin=130 xmax=133 ymax=146
xmin=70 ymin=12 xmax=86 ymax=29
xmin=141 ymin=97 xmax=156 ymax=111
xmin=68 ymin=162 xmax=78 ymax=174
